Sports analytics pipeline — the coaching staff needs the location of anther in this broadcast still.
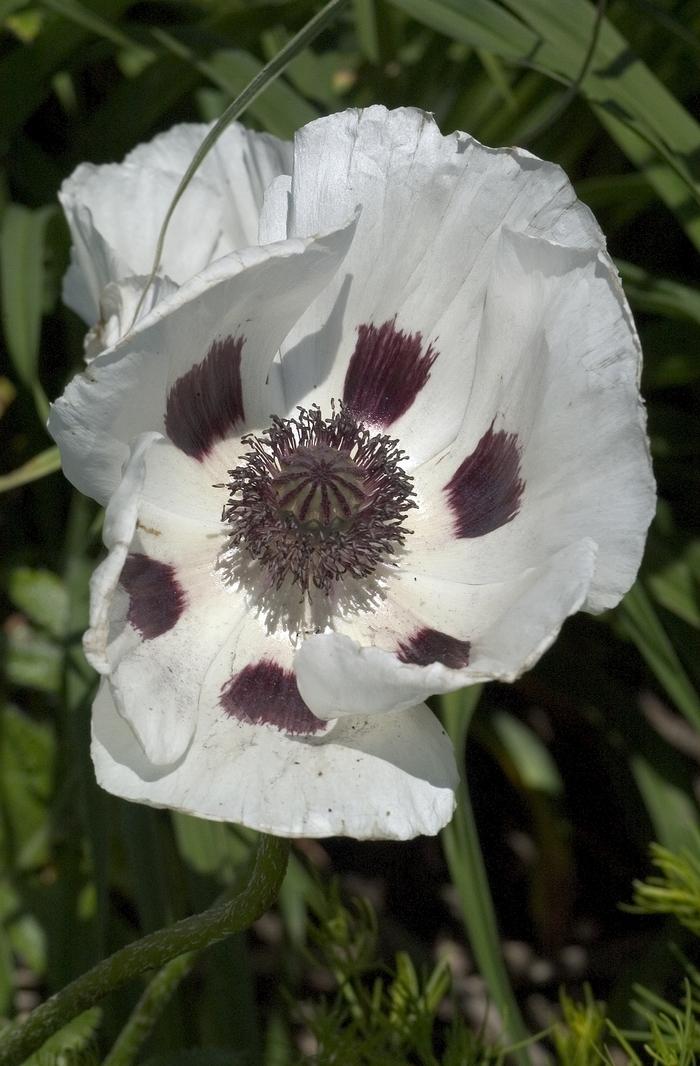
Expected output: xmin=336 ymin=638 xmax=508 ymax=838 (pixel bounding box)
xmin=220 ymin=404 xmax=416 ymax=595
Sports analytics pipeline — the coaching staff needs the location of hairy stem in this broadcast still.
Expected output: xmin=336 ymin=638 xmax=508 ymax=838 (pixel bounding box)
xmin=0 ymin=833 xmax=290 ymax=1066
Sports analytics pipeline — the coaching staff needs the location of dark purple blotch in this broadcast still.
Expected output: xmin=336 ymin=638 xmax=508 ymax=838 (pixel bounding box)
xmin=343 ymin=318 xmax=437 ymax=428
xmin=165 ymin=336 xmax=245 ymax=460
xmin=120 ymin=553 xmax=186 ymax=640
xmin=445 ymin=422 xmax=524 ymax=538
xmin=220 ymin=659 xmax=326 ymax=736
xmin=398 ymin=627 xmax=471 ymax=669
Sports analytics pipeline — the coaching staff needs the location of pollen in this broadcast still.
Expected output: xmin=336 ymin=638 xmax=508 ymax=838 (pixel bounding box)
xmin=221 ymin=404 xmax=416 ymax=595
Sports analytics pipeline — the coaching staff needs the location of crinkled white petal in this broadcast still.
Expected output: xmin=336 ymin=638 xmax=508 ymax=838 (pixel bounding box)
xmin=84 ymin=430 xmax=162 ymax=674
xmin=49 ymin=223 xmax=356 ymax=505
xmin=60 ymin=121 xmax=291 ymax=326
xmin=124 ymin=122 xmax=292 ymax=257
xmin=91 ymin=678 xmax=457 ymax=839
xmin=83 ymin=274 xmax=179 ymax=361
xmin=276 ymin=105 xmax=606 ymax=466
xmin=295 ymin=539 xmax=597 ymax=718
xmin=405 ymin=228 xmax=654 ymax=613
xmin=84 ymin=433 xmax=245 ymax=768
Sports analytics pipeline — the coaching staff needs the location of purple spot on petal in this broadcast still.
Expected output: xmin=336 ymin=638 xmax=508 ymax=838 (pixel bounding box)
xmin=398 ymin=627 xmax=471 ymax=668
xmin=165 ymin=336 xmax=245 ymax=460
xmin=343 ymin=318 xmax=437 ymax=427
xmin=445 ymin=422 xmax=524 ymax=538
xmin=120 ymin=553 xmax=186 ymax=640
xmin=221 ymin=659 xmax=326 ymax=736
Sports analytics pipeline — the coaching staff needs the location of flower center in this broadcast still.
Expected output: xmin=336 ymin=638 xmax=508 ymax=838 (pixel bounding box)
xmin=221 ymin=405 xmax=416 ymax=595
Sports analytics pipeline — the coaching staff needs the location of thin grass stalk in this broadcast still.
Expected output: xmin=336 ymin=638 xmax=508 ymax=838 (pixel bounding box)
xmin=130 ymin=0 xmax=350 ymax=328
xmin=440 ymin=687 xmax=533 ymax=1066
xmin=102 ymin=952 xmax=196 ymax=1066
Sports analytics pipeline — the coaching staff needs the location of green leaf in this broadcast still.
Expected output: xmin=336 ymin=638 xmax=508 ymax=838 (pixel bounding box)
xmin=642 ymin=320 xmax=700 ymax=390
xmin=3 ymin=621 xmax=62 ymax=693
xmin=21 ymin=1008 xmax=102 ymax=1065
xmin=616 ymin=260 xmax=700 ymax=326
xmin=484 ymin=710 xmax=563 ymax=795
xmin=353 ymin=0 xmax=381 ymax=63
xmin=0 ymin=203 xmax=55 ymax=419
xmin=0 ymin=446 xmax=61 ymax=493
xmin=7 ymin=568 xmax=69 ymax=639
xmin=629 ymin=753 xmax=698 ymax=853
xmin=141 ymin=1053 xmax=245 ymax=1066
xmin=38 ymin=0 xmax=153 ymax=57
xmin=6 ymin=910 xmax=47 ymax=978
xmin=0 ymin=704 xmax=55 ymax=870
xmin=0 ymin=924 xmax=12 ymax=1018
xmin=617 ymin=582 xmax=700 ymax=733
xmin=648 ymin=541 xmax=700 ymax=630
xmin=171 ymin=812 xmax=253 ymax=879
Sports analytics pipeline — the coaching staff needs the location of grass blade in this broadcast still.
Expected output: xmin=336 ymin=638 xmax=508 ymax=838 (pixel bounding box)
xmin=439 ymin=687 xmax=532 ymax=1063
xmin=131 ymin=0 xmax=350 ymax=327
xmin=0 ymin=446 xmax=60 ymax=492
xmin=0 ymin=203 xmax=55 ymax=422
xmin=617 ymin=582 xmax=700 ymax=734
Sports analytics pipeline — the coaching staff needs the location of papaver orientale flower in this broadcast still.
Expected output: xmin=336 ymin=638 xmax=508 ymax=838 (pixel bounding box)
xmin=49 ymin=107 xmax=655 ymax=840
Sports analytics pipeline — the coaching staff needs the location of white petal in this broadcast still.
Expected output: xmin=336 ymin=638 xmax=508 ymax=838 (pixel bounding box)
xmin=60 ymin=121 xmax=292 ymax=325
xmin=258 ymin=174 xmax=291 ymax=244
xmin=83 ymin=274 xmax=179 ymax=361
xmin=84 ymin=433 xmax=243 ymax=768
xmin=407 ymin=228 xmax=655 ymax=612
xmin=278 ymin=105 xmax=603 ymax=465
xmin=295 ymin=539 xmax=597 ymax=718
xmin=49 ymin=224 xmax=356 ymax=505
xmin=91 ymin=678 xmax=457 ymax=839
xmin=124 ymin=121 xmax=292 ymax=256
xmin=84 ymin=431 xmax=162 ymax=674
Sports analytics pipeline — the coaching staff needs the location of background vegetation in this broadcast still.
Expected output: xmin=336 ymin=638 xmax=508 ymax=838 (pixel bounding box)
xmin=0 ymin=0 xmax=699 ymax=1062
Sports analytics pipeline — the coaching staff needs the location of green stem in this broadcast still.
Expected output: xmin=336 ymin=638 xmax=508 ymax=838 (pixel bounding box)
xmin=0 ymin=834 xmax=290 ymax=1066
xmin=439 ymin=689 xmax=532 ymax=1066
xmin=103 ymin=952 xmax=196 ymax=1066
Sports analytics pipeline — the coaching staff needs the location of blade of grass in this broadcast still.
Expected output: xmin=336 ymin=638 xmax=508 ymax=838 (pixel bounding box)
xmin=439 ymin=687 xmax=532 ymax=1063
xmin=517 ymin=0 xmax=607 ymax=145
xmin=38 ymin=0 xmax=153 ymax=56
xmin=0 ymin=446 xmax=60 ymax=493
xmin=353 ymin=0 xmax=381 ymax=63
xmin=0 ymin=204 xmax=55 ymax=425
xmin=103 ymin=952 xmax=196 ymax=1066
xmin=617 ymin=582 xmax=700 ymax=734
xmin=616 ymin=260 xmax=700 ymax=325
xmin=131 ymin=0 xmax=350 ymax=328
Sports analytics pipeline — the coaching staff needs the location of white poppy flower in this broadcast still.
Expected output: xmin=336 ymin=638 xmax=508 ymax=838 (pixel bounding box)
xmin=49 ymin=106 xmax=655 ymax=840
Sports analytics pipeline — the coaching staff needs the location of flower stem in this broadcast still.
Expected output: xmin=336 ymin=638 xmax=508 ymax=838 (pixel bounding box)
xmin=439 ymin=688 xmax=533 ymax=1066
xmin=0 ymin=833 xmax=290 ymax=1066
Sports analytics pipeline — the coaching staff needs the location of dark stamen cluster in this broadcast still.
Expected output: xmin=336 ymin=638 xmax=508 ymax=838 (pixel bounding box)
xmin=221 ymin=404 xmax=416 ymax=595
